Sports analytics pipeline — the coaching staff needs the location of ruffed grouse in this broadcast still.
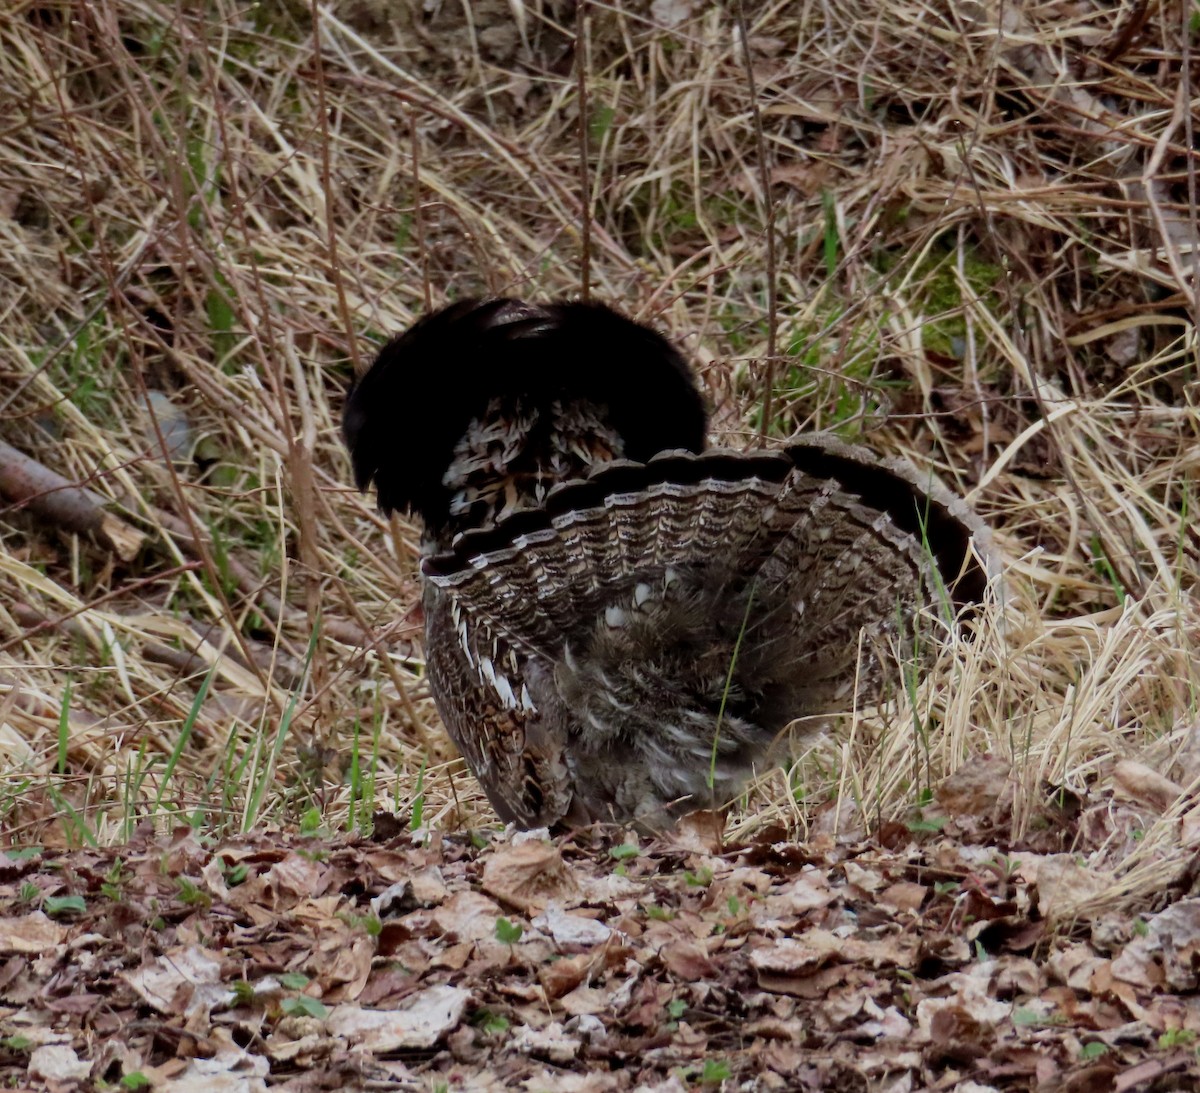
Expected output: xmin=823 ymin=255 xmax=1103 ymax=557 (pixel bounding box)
xmin=344 ymin=298 xmax=990 ymax=830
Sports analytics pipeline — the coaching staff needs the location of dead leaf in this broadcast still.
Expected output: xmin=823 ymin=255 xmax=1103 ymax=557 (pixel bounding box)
xmin=327 ymin=985 xmax=470 ymax=1050
xmin=433 ymin=890 xmax=505 ymax=942
xmin=1021 ymin=854 xmax=1113 ymax=919
xmin=765 ymin=163 xmax=831 ymax=195
xmin=879 ymin=881 xmax=928 ymax=913
xmin=533 ymin=903 xmax=613 ymax=949
xmin=843 ymin=862 xmax=884 ymax=893
xmin=671 ymin=810 xmax=725 ymax=852
xmin=937 ymin=755 xmax=1011 ymax=816
xmin=314 ymin=929 xmax=375 ymax=1001
xmin=122 ymin=946 xmax=229 ymax=1017
xmin=481 ymin=840 xmax=579 ymax=914
xmin=511 ymin=1021 xmax=581 ymax=1063
xmin=1114 ymin=1059 xmax=1170 ymax=1092
xmin=1112 ymin=760 xmax=1183 ymax=814
xmin=159 ymin=1038 xmax=270 ymax=1093
xmin=28 ymin=1043 xmax=91 ymax=1083
xmin=1113 ymin=898 xmax=1200 ymax=991
xmin=1048 ymin=942 xmax=1107 ymax=990
xmin=558 ymin=982 xmax=613 ymax=1014
xmin=431 ymin=941 xmax=474 ymax=971
xmin=750 ymin=934 xmax=838 ymax=992
xmin=0 ymin=911 xmax=65 ymax=954
xmin=540 ymin=951 xmax=599 ymax=999
xmin=659 ymin=938 xmax=718 ymax=980
xmin=916 ymin=969 xmax=1010 ymax=1047
xmin=649 ymin=0 xmax=692 ymax=28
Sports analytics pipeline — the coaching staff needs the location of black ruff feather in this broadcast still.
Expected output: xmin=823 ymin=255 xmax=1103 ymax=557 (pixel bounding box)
xmin=343 ymin=298 xmax=708 ymax=531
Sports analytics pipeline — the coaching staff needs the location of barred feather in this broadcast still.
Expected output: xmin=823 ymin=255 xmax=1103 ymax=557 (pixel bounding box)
xmin=345 ymin=298 xmax=992 ymax=829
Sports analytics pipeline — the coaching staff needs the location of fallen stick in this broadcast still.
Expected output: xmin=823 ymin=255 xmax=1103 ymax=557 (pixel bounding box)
xmin=0 ymin=441 xmax=392 ymax=659
xmin=0 ymin=439 xmax=145 ymax=562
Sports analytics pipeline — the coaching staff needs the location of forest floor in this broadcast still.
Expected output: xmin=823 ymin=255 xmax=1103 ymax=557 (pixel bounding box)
xmin=1 ymin=1 xmax=1198 ymax=1089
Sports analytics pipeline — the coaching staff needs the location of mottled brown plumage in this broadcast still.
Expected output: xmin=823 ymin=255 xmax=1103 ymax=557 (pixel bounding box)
xmin=344 ymin=298 xmax=990 ymax=830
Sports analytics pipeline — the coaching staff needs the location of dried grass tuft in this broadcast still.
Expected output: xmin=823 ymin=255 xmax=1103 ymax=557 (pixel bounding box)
xmin=0 ymin=0 xmax=1196 ymax=911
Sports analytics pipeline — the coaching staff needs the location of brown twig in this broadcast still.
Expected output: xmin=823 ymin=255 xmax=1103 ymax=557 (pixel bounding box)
xmin=734 ymin=0 xmax=778 ymax=440
xmin=575 ymin=0 xmax=592 ymax=302
xmin=412 ymin=115 xmax=433 ymax=312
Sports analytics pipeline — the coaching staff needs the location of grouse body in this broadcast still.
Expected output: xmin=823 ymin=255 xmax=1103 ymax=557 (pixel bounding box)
xmin=344 ymin=298 xmax=990 ymax=829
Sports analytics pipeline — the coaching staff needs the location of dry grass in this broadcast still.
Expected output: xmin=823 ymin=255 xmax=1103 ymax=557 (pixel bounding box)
xmin=0 ymin=0 xmax=1196 ymax=912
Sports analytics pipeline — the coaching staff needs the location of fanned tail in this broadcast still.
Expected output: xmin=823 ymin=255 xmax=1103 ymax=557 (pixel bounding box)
xmin=422 ymin=438 xmax=991 ymax=667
